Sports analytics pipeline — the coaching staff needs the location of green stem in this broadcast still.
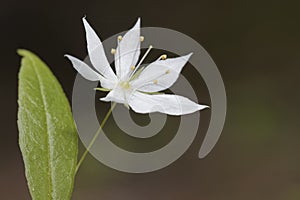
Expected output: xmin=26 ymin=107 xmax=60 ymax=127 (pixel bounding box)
xmin=75 ymin=102 xmax=117 ymax=173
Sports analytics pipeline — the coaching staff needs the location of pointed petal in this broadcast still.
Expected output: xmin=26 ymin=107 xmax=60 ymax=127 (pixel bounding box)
xmin=83 ymin=17 xmax=117 ymax=81
xmin=100 ymin=87 xmax=127 ymax=104
xmin=65 ymin=54 xmax=100 ymax=81
xmin=65 ymin=55 xmax=115 ymax=89
xmin=128 ymin=91 xmax=208 ymax=115
xmin=115 ymin=18 xmax=141 ymax=80
xmin=131 ymin=53 xmax=192 ymax=92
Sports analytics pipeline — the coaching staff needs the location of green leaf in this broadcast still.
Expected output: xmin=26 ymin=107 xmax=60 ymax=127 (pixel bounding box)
xmin=17 ymin=49 xmax=78 ymax=200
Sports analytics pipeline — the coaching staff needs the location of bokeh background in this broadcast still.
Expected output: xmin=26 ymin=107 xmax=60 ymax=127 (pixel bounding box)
xmin=1 ymin=0 xmax=300 ymax=199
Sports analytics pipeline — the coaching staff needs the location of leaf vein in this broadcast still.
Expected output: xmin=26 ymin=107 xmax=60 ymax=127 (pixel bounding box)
xmin=27 ymin=56 xmax=54 ymax=199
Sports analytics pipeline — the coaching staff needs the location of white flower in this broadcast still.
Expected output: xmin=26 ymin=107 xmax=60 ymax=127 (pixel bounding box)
xmin=65 ymin=17 xmax=208 ymax=115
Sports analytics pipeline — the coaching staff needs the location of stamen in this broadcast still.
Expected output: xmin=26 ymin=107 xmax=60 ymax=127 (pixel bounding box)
xmin=140 ymin=36 xmax=144 ymax=42
xmin=128 ymin=45 xmax=153 ymax=80
xmin=133 ymin=69 xmax=171 ymax=86
xmin=117 ymin=39 xmax=122 ymax=77
xmin=130 ymin=66 xmax=135 ymax=70
xmin=126 ymin=36 xmax=142 ymax=79
xmin=131 ymin=79 xmax=168 ymax=94
xmin=129 ymin=66 xmax=144 ymax=81
xmin=155 ymin=54 xmax=168 ymax=62
xmin=135 ymin=45 xmax=153 ymax=71
xmin=111 ymin=48 xmax=116 ymax=54
xmin=117 ymin=35 xmax=123 ymax=41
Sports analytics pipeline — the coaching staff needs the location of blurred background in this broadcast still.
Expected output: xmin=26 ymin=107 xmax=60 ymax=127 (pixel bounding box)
xmin=1 ymin=0 xmax=300 ymax=199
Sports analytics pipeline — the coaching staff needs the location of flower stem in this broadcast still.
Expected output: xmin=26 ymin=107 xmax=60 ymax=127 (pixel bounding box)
xmin=75 ymin=102 xmax=117 ymax=173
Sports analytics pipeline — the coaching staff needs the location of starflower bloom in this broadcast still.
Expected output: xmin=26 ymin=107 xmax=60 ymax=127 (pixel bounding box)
xmin=66 ymin=17 xmax=208 ymax=115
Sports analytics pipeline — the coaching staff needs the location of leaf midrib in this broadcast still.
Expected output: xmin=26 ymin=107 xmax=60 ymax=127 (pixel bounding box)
xmin=28 ymin=56 xmax=54 ymax=199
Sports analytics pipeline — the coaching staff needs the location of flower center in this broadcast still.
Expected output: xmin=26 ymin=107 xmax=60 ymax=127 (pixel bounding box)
xmin=119 ymin=81 xmax=131 ymax=90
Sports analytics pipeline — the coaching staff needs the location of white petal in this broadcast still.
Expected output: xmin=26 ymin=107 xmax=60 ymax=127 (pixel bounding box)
xmin=83 ymin=17 xmax=117 ymax=81
xmin=100 ymin=87 xmax=129 ymax=104
xmin=130 ymin=53 xmax=192 ymax=92
xmin=128 ymin=91 xmax=208 ymax=115
xmin=115 ymin=18 xmax=141 ymax=80
xmin=65 ymin=55 xmax=115 ymax=89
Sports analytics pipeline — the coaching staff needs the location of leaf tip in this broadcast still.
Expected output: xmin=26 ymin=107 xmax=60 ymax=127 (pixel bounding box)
xmin=17 ymin=49 xmax=39 ymax=60
xmin=17 ymin=49 xmax=30 ymax=57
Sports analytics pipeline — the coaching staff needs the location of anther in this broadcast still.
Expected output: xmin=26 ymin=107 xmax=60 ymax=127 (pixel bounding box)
xmin=130 ymin=66 xmax=135 ymax=70
xmin=161 ymin=54 xmax=167 ymax=60
xmin=165 ymin=69 xmax=170 ymax=74
xmin=117 ymin=35 xmax=123 ymax=41
xmin=111 ymin=48 xmax=116 ymax=54
xmin=153 ymin=79 xmax=158 ymax=84
xmin=140 ymin=36 xmax=144 ymax=42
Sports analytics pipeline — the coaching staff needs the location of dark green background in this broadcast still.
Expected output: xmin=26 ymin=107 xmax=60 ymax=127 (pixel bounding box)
xmin=1 ymin=0 xmax=299 ymax=199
